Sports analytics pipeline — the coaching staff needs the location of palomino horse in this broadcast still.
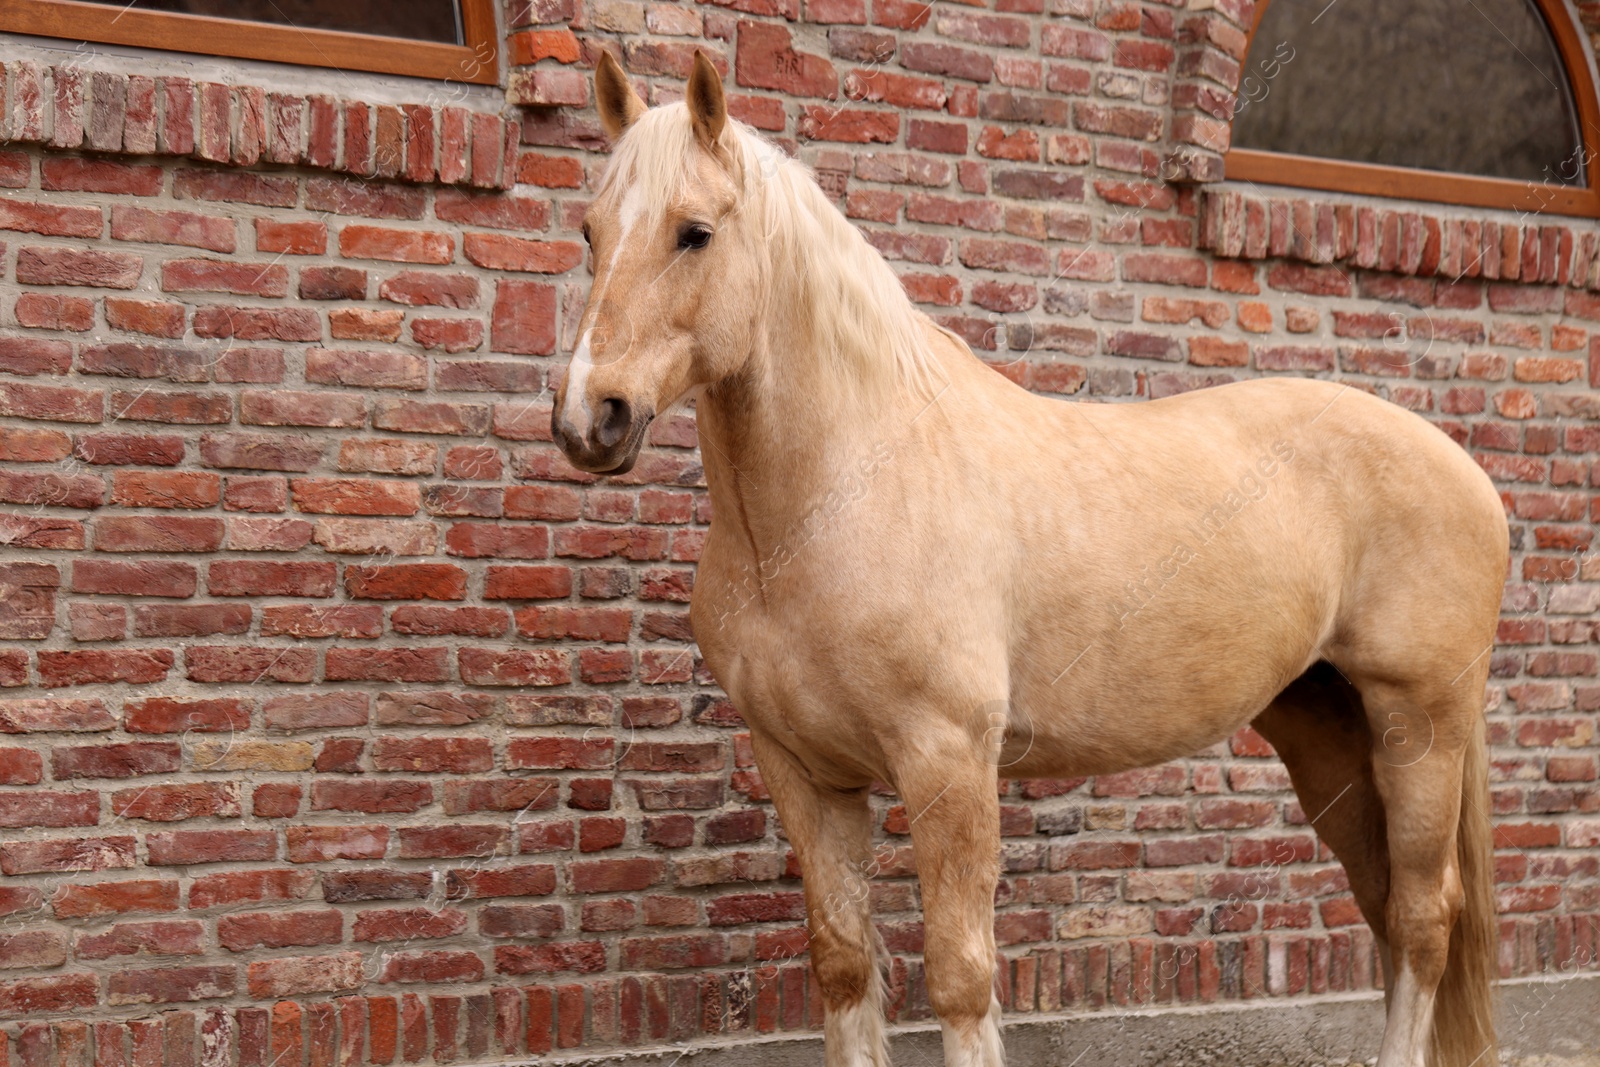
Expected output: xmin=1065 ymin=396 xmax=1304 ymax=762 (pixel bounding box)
xmin=553 ymin=50 xmax=1507 ymax=1067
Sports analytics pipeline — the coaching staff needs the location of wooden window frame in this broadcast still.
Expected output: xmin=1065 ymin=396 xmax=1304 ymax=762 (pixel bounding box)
xmin=1224 ymin=0 xmax=1600 ymax=219
xmin=0 ymin=0 xmax=500 ymax=85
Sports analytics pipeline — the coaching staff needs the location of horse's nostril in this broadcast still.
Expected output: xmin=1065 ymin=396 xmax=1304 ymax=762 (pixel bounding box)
xmin=594 ymin=396 xmax=631 ymax=449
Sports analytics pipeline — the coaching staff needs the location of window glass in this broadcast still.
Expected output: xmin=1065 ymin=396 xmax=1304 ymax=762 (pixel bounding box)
xmin=75 ymin=0 xmax=464 ymax=45
xmin=1230 ymin=0 xmax=1584 ymax=186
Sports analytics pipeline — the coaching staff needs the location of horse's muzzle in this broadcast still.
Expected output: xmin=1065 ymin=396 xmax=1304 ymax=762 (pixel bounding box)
xmin=551 ymin=397 xmax=654 ymax=475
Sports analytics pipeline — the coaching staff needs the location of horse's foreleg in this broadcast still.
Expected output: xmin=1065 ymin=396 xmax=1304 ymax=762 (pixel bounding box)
xmin=897 ymin=743 xmax=1004 ymax=1067
xmin=748 ymin=730 xmax=889 ymax=1067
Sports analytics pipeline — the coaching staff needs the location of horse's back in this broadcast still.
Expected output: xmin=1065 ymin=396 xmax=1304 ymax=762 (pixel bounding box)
xmin=1110 ymin=376 xmax=1505 ymax=559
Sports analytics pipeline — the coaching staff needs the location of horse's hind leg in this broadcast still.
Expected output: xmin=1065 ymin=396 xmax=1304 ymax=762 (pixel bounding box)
xmin=748 ymin=730 xmax=889 ymax=1067
xmin=1262 ymin=662 xmax=1495 ymax=1067
xmin=1352 ymin=676 xmax=1495 ymax=1067
xmin=1252 ymin=664 xmax=1393 ymax=979
xmin=894 ymin=735 xmax=1004 ymax=1067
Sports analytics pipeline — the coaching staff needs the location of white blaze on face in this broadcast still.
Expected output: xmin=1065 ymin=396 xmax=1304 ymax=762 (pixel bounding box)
xmin=564 ymin=328 xmax=597 ymax=437
xmin=564 ymin=181 xmax=646 ymax=440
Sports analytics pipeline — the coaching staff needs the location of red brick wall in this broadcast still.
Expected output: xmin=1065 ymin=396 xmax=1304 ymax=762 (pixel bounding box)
xmin=0 ymin=0 xmax=1596 ymax=1060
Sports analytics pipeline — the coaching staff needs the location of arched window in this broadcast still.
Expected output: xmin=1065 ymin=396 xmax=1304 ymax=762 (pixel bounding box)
xmin=1224 ymin=0 xmax=1600 ymax=218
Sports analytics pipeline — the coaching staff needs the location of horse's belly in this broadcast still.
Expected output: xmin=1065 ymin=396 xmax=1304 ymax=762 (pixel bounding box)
xmin=999 ymin=690 xmax=1261 ymax=780
xmin=1001 ymin=623 xmax=1318 ymax=779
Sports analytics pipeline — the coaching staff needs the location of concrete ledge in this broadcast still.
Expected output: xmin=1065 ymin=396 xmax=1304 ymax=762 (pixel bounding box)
xmin=529 ymin=973 xmax=1600 ymax=1066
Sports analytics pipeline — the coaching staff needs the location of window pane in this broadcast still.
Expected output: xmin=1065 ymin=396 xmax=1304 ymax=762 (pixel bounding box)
xmin=1231 ymin=0 xmax=1583 ymax=186
xmin=76 ymin=0 xmax=464 ymax=44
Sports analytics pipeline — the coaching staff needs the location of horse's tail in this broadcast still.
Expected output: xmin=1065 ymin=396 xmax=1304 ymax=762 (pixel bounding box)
xmin=1430 ymin=711 xmax=1498 ymax=1067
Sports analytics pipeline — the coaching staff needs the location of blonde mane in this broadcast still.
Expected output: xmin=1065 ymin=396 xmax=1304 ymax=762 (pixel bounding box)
xmin=597 ymin=103 xmax=942 ymax=397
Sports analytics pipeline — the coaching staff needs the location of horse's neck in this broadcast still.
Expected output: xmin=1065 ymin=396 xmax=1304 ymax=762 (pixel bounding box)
xmin=693 ymin=331 xmax=916 ymax=562
xmin=693 ymin=164 xmax=950 ymax=559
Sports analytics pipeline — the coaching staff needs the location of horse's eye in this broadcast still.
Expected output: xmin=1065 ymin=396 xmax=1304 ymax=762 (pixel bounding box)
xmin=678 ymin=224 xmax=712 ymax=251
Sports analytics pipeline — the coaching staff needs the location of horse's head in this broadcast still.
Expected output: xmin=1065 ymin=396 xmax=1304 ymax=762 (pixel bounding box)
xmin=553 ymin=51 xmax=763 ymax=474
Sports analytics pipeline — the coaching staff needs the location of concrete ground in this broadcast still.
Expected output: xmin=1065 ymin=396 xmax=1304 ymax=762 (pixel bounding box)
xmin=531 ymin=973 xmax=1600 ymax=1067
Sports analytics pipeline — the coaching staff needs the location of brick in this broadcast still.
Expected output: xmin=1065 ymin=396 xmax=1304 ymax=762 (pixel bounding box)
xmin=464 ymin=233 xmax=583 ymax=273
xmin=247 ymin=954 xmax=363 ymax=999
xmin=291 ymin=478 xmax=419 ymax=516
xmin=13 ymin=295 xmax=92 ymax=333
xmin=330 ymin=307 xmax=404 ymax=342
xmin=188 ymin=869 xmax=314 ymax=910
xmin=353 ymin=907 xmax=469 ymax=944
xmin=185 ymin=647 xmax=316 ymax=685
xmin=311 ymin=780 xmax=432 ymax=814
xmin=193 ymin=306 xmax=320 ymax=342
xmin=459 ymin=648 xmax=570 ymax=686
xmin=799 ymin=106 xmax=899 ymax=143
xmin=227 ymin=479 xmax=292 ymax=521
xmin=207 ymin=560 xmax=335 ymax=598
xmin=0 ymin=469 xmax=104 ymax=508
xmin=84 ymin=70 xmax=128 ymax=151
xmin=0 ymin=975 xmax=98 ymax=1015
xmin=0 ymin=152 xmax=26 ymax=187
xmin=339 ymin=225 xmax=453 ymax=264
xmin=490 ymin=280 xmax=557 ymax=355
xmin=111 ymin=783 xmax=240 ymax=822
xmin=285 ymin=826 xmax=388 ymax=863
xmin=199 ymin=431 xmax=323 ymax=472
xmin=299 ymin=265 xmax=367 ymax=301
xmin=240 ymin=392 xmax=364 ymax=429
xmin=146 ymin=829 xmax=275 ymax=867
xmin=372 ymin=737 xmax=493 ymax=773
xmin=373 ymin=399 xmax=490 ymax=436
xmin=39 ymin=650 xmax=173 ymax=688
xmin=263 ymin=693 xmax=369 ymax=732
xmin=75 ymin=919 xmax=198 ymax=964
xmin=111 ymin=206 xmax=235 ymax=252
xmin=0 ymin=791 xmax=96 ymax=829
xmin=261 ymin=604 xmax=382 ymax=639
xmin=211 ymin=908 xmax=343 ymax=954
xmin=252 ymin=782 xmax=302 ymax=819
xmin=736 ymin=21 xmax=838 ymax=98
xmin=109 ymin=473 xmax=222 ymax=509
xmin=110 ymin=389 xmax=231 ymax=424
xmin=0 ymin=426 xmax=71 ymax=462
xmin=900 ymin=41 xmax=994 ymax=81
xmin=311 ymin=517 xmax=436 ymax=556
xmin=337 ymin=438 xmax=435 ymax=476
xmin=346 ymin=564 xmax=466 ymax=601
xmin=106 ymin=298 xmax=186 ymax=338
xmin=256 ymin=219 xmax=327 ymax=255
xmin=478 ymin=905 xmax=563 ymax=938
xmin=174 ymin=169 xmax=296 ymax=208
xmin=132 ymin=604 xmax=249 ymax=638
xmin=16 ymin=246 xmax=141 ymax=288
xmin=78 ymin=342 xmax=207 ymax=381
xmin=0 ymin=836 xmax=135 ymax=875
xmin=0 ymin=748 xmax=42 ymax=786
xmin=325 ymin=648 xmax=450 ymax=683
xmin=162 ymin=258 xmax=288 ymax=297
xmin=0 ymin=200 xmax=102 ymax=238
xmin=379 ymin=949 xmax=484 ymax=984
xmin=53 ymin=879 xmax=179 ymax=918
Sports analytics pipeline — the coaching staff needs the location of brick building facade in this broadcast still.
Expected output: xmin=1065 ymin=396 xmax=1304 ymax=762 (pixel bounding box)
xmin=0 ymin=0 xmax=1595 ymax=1061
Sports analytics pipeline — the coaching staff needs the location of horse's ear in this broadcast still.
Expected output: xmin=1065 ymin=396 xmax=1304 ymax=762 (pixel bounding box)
xmin=686 ymin=51 xmax=727 ymax=149
xmin=595 ymin=50 xmax=645 ymax=140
